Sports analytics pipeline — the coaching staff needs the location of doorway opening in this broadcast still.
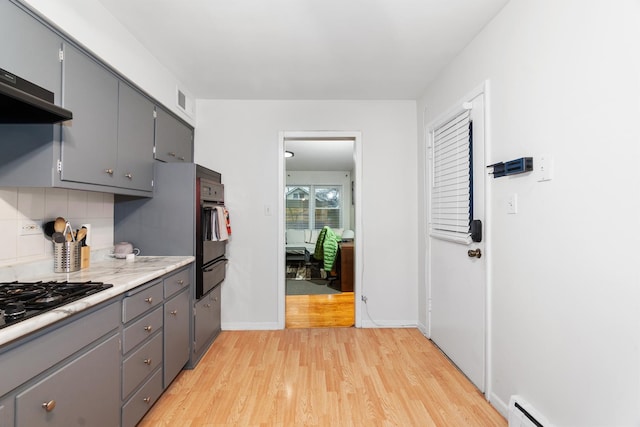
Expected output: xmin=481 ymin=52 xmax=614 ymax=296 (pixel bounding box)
xmin=277 ymin=131 xmax=362 ymax=329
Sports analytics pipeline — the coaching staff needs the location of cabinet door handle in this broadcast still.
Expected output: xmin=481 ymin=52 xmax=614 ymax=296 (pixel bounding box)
xmin=170 ymin=310 xmax=178 ymax=316
xmin=178 ymin=156 xmax=185 ymax=161
xmin=124 ymin=173 xmax=133 ymax=179
xmin=144 ymin=325 xmax=152 ymax=332
xmin=205 ymin=303 xmax=211 ymax=308
xmin=143 ymin=397 xmax=151 ymax=404
xmin=144 ymin=358 xmax=152 ymax=365
xmin=144 ymin=297 xmax=153 ymax=304
xmin=104 ymin=168 xmax=114 ymax=175
xmin=213 ymin=297 xmax=218 ymax=302
xmin=176 ymin=279 xmax=184 ymax=285
xmin=168 ymin=152 xmax=176 ymax=157
xmin=42 ymin=400 xmax=56 ymax=412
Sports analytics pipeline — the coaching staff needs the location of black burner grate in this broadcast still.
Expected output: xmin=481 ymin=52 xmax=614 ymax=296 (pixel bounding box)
xmin=0 ymin=281 xmax=112 ymax=328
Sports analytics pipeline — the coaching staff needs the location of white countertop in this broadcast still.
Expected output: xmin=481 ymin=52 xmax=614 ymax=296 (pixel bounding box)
xmin=0 ymin=255 xmax=194 ymax=347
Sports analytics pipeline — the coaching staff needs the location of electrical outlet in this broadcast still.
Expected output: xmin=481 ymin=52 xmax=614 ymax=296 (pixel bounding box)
xmin=537 ymin=155 xmax=554 ymax=182
xmin=507 ymin=194 xmax=518 ymax=214
xmin=20 ymin=220 xmax=43 ymax=236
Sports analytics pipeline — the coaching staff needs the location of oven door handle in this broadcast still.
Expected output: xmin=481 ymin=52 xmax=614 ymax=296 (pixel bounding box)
xmin=203 ymin=258 xmax=228 ymax=272
xmin=202 ymin=202 xmax=223 ymax=209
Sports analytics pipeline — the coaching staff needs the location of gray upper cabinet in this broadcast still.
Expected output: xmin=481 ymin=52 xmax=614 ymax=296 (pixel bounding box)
xmin=61 ymin=44 xmax=155 ymax=192
xmin=61 ymin=43 xmax=119 ymax=187
xmin=116 ymin=83 xmax=155 ymax=191
xmin=155 ymin=107 xmax=193 ymax=163
xmin=0 ymin=0 xmax=62 ymax=104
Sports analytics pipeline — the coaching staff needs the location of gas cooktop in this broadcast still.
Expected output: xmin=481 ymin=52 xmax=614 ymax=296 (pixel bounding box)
xmin=0 ymin=280 xmax=113 ymax=329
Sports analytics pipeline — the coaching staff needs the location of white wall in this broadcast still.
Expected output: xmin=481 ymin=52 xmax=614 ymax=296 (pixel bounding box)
xmin=417 ymin=0 xmax=640 ymax=424
xmin=19 ymin=0 xmax=194 ymax=125
xmin=195 ymin=100 xmax=418 ymax=329
xmin=286 ymin=170 xmax=353 ymax=231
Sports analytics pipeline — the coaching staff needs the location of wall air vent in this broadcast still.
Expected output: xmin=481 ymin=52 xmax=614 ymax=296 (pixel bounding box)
xmin=176 ymin=85 xmax=194 ymax=118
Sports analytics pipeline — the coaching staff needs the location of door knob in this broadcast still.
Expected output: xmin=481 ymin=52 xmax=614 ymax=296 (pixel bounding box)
xmin=468 ymin=248 xmax=482 ymax=258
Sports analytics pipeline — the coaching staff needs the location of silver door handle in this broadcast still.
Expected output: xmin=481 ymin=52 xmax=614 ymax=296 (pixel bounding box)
xmin=468 ymin=248 xmax=482 ymax=258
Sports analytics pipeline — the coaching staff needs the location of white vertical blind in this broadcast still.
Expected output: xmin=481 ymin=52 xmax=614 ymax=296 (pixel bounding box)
xmin=430 ymin=110 xmax=472 ymax=243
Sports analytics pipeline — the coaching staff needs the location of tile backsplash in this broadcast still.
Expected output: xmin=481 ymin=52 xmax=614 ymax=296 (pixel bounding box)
xmin=0 ymin=187 xmax=113 ymax=267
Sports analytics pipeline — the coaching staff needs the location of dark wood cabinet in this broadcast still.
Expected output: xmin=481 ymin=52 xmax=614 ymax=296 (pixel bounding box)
xmin=336 ymin=242 xmax=354 ymax=292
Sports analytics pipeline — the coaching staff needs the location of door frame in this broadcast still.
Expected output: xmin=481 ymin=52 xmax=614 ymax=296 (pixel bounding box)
xmin=277 ymin=130 xmax=363 ymax=329
xmin=425 ymin=80 xmax=492 ymax=398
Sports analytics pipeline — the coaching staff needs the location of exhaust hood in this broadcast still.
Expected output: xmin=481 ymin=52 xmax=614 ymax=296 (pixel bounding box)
xmin=0 ymin=68 xmax=73 ymax=124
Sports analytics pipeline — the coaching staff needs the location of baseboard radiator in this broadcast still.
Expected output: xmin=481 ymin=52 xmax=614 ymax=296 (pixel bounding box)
xmin=508 ymin=395 xmax=552 ymax=427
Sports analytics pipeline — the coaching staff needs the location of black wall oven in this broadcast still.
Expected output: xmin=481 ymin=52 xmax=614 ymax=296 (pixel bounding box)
xmin=196 ymin=173 xmax=228 ymax=299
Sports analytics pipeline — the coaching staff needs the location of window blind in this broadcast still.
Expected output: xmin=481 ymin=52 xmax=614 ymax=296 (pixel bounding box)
xmin=430 ymin=110 xmax=472 ymax=243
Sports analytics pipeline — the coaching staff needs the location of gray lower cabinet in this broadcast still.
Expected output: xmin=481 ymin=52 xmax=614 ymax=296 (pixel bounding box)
xmin=121 ymin=280 xmax=164 ymax=427
xmin=0 ymin=266 xmax=194 ymax=427
xmin=154 ymin=106 xmax=193 ymax=163
xmin=194 ymin=284 xmax=222 ymax=356
xmin=120 ymin=266 xmax=192 ymax=426
xmin=164 ymin=288 xmax=190 ymax=387
xmin=15 ymin=334 xmax=120 ymax=427
xmin=0 ymin=301 xmax=121 ymax=427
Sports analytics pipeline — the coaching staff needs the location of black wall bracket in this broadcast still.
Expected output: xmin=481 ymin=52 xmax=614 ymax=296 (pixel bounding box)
xmin=487 ymin=157 xmax=533 ymax=178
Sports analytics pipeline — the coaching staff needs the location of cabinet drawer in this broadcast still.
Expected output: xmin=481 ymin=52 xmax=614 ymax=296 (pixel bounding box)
xmin=121 ymin=368 xmax=163 ymax=427
xmin=164 ymin=267 xmax=190 ymax=299
xmin=15 ymin=334 xmax=120 ymax=427
xmin=0 ymin=301 xmax=120 ymax=398
xmin=122 ymin=333 xmax=162 ymax=399
xmin=122 ymin=306 xmax=162 ymax=354
xmin=123 ymin=280 xmax=163 ymax=322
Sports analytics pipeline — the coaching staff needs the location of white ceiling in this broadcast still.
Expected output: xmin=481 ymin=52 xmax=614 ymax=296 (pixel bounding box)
xmin=95 ymin=0 xmax=508 ymax=100
xmin=285 ymin=139 xmax=354 ymax=171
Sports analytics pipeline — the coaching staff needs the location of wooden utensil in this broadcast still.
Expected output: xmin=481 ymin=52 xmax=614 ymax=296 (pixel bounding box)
xmin=76 ymin=227 xmax=87 ymax=243
xmin=54 ymin=217 xmax=66 ymax=233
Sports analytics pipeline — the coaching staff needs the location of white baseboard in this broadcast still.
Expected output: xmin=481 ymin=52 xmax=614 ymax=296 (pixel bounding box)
xmin=222 ymin=322 xmax=281 ymax=330
xmin=359 ymin=320 xmax=417 ymax=328
xmin=489 ymin=392 xmax=509 ymax=419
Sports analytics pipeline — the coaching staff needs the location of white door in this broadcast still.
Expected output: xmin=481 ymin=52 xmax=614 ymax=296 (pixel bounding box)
xmin=428 ymin=93 xmax=486 ymax=391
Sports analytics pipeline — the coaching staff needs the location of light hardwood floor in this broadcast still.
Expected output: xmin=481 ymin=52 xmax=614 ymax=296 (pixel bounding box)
xmin=286 ymin=292 xmax=355 ymax=328
xmin=139 ymin=328 xmax=506 ymax=426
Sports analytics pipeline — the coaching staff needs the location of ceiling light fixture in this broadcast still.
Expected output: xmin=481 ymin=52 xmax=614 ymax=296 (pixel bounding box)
xmin=285 ymin=151 xmax=294 ymax=158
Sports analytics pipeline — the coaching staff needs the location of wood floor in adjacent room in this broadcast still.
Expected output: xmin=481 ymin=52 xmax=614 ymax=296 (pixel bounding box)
xmin=138 ymin=328 xmax=506 ymax=426
xmin=286 ymin=291 xmax=355 ymax=328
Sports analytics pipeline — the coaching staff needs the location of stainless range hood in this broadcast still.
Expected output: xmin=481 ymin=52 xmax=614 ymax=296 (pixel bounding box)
xmin=0 ymin=68 xmax=73 ymax=124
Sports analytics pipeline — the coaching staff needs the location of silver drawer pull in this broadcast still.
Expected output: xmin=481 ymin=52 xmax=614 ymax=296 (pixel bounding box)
xmin=144 ymin=297 xmax=153 ymax=304
xmin=213 ymin=297 xmax=218 ymax=302
xmin=124 ymin=173 xmax=133 ymax=179
xmin=170 ymin=310 xmax=178 ymax=316
xmin=143 ymin=397 xmax=151 ymax=403
xmin=104 ymin=168 xmax=114 ymax=175
xmin=144 ymin=358 xmax=152 ymax=365
xmin=205 ymin=303 xmax=211 ymax=308
xmin=168 ymin=152 xmax=176 ymax=157
xmin=178 ymin=156 xmax=185 ymax=161
xmin=176 ymin=279 xmax=184 ymax=285
xmin=144 ymin=325 xmax=152 ymax=332
xmin=42 ymin=400 xmax=56 ymax=412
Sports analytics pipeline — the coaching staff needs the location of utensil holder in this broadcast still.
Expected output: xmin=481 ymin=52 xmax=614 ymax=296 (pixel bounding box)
xmin=54 ymin=241 xmax=81 ymax=273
